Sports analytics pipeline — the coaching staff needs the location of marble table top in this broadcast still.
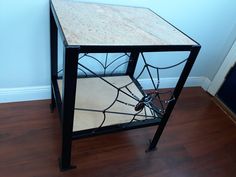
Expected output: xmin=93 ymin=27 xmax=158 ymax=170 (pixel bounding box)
xmin=51 ymin=0 xmax=197 ymax=46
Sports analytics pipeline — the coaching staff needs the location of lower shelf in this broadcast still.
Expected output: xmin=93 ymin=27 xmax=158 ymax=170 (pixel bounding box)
xmin=58 ymin=75 xmax=160 ymax=133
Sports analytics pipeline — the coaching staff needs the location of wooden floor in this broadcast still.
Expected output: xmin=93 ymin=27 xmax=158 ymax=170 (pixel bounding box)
xmin=0 ymin=87 xmax=236 ymax=177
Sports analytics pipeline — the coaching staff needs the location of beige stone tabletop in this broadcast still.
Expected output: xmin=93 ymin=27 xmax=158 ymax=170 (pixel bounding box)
xmin=51 ymin=0 xmax=197 ymax=46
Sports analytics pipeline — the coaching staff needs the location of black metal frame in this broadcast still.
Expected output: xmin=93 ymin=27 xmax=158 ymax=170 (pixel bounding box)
xmin=50 ymin=1 xmax=200 ymax=171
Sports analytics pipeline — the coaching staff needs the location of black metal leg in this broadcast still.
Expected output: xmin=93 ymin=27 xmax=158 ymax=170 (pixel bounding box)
xmin=50 ymin=7 xmax=58 ymax=112
xmin=50 ymin=87 xmax=56 ymax=113
xmin=126 ymin=52 xmax=139 ymax=77
xmin=147 ymin=46 xmax=201 ymax=151
xmin=59 ymin=48 xmax=78 ymax=171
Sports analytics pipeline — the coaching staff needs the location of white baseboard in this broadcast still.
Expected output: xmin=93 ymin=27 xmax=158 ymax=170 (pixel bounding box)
xmin=138 ymin=76 xmax=211 ymax=90
xmin=200 ymin=77 xmax=211 ymax=91
xmin=0 ymin=76 xmax=211 ymax=103
xmin=0 ymin=86 xmax=51 ymax=103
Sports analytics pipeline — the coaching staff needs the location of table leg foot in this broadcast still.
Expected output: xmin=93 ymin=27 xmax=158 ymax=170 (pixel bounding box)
xmin=59 ymin=158 xmax=76 ymax=172
xmin=145 ymin=139 xmax=157 ymax=153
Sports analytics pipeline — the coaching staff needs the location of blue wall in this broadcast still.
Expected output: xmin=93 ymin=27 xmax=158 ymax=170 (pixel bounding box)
xmin=0 ymin=0 xmax=50 ymax=88
xmin=0 ymin=0 xmax=236 ymax=102
xmin=77 ymin=0 xmax=236 ymax=80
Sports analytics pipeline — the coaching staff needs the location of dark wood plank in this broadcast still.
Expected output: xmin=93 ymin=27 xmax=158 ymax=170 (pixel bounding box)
xmin=0 ymin=87 xmax=236 ymax=177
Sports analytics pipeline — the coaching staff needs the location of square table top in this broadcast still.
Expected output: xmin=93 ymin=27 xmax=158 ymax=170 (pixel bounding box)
xmin=51 ymin=0 xmax=197 ymax=46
